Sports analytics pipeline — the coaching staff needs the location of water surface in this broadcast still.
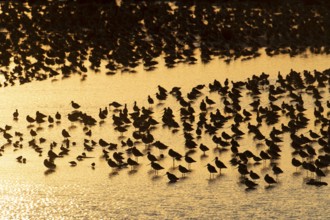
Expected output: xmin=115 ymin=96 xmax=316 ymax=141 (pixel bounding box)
xmin=0 ymin=53 xmax=329 ymax=219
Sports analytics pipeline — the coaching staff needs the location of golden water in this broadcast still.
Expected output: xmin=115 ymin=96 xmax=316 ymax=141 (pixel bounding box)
xmin=0 ymin=51 xmax=329 ymax=219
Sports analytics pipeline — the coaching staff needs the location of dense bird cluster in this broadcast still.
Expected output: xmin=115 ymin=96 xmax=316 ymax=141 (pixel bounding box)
xmin=1 ymin=68 xmax=329 ymax=189
xmin=0 ymin=1 xmax=330 ymax=86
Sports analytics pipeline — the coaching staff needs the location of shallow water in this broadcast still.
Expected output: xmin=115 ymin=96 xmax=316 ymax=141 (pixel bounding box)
xmin=0 ymin=53 xmax=329 ymax=219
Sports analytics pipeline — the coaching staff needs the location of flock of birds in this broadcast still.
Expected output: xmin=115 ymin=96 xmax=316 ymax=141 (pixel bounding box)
xmin=0 ymin=0 xmax=329 ymax=87
xmin=0 ymin=0 xmax=329 ymax=191
xmin=2 ymin=68 xmax=329 ymax=190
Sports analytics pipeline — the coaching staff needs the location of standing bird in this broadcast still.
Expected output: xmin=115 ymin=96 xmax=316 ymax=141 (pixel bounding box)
xmin=178 ymin=165 xmax=190 ymax=177
xmin=44 ymin=159 xmax=56 ymax=170
xmin=26 ymin=115 xmax=35 ymax=124
xmin=91 ymin=162 xmax=96 ymax=169
xmin=205 ymin=96 xmax=215 ymax=106
xmin=127 ymin=158 xmax=139 ymax=170
xmin=147 ymin=152 xmax=158 ymax=163
xmin=131 ymin=147 xmax=143 ymax=162
xmin=309 ymin=130 xmax=320 ymax=139
xmin=249 ymin=170 xmax=260 ymax=180
xmin=107 ymin=158 xmax=118 ymax=171
xmin=69 ymin=161 xmax=77 ymax=167
xmin=207 ymin=163 xmax=217 ymax=179
xmin=71 ymin=101 xmax=80 ymax=109
xmin=55 ymin=112 xmax=61 ymax=121
xmin=199 ymin=143 xmax=209 ymax=156
xmin=48 ymin=115 xmax=54 ymax=124
xmin=13 ymin=109 xmax=19 ymax=120
xmin=109 ymin=101 xmax=122 ymax=109
xmin=291 ymin=158 xmax=302 ymax=172
xmin=35 ymin=111 xmax=47 ymax=125
xmin=30 ymin=129 xmax=37 ymax=137
xmin=244 ymin=178 xmax=258 ymax=189
xmin=272 ymin=164 xmax=283 ymax=179
xmin=148 ymin=95 xmax=154 ymax=106
xmin=260 ymin=150 xmax=271 ymax=163
xmin=166 ymin=172 xmax=179 ymax=183
xmin=150 ymin=161 xmax=164 ymax=175
xmin=264 ymin=174 xmax=277 ymax=187
xmin=214 ymin=157 xmax=227 ymax=174
xmin=184 ymin=154 xmax=196 ymax=170
xmin=168 ymin=149 xmax=182 ymax=167
xmin=62 ymin=129 xmax=70 ymax=139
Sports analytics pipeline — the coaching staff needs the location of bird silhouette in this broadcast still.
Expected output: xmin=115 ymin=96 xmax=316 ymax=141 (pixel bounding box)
xmin=44 ymin=159 xmax=56 ymax=170
xmin=166 ymin=172 xmax=179 ymax=183
xmin=127 ymin=158 xmax=139 ymax=170
xmin=244 ymin=178 xmax=258 ymax=189
xmin=178 ymin=164 xmax=190 ymax=177
xmin=264 ymin=174 xmax=277 ymax=187
xmin=214 ymin=157 xmax=227 ymax=174
xmin=150 ymin=161 xmax=164 ymax=175
xmin=62 ymin=129 xmax=70 ymax=139
xmin=147 ymin=152 xmax=158 ymax=163
xmin=13 ymin=109 xmax=19 ymax=120
xmin=184 ymin=154 xmax=196 ymax=170
xmin=207 ymin=163 xmax=217 ymax=179
xmin=71 ymin=101 xmax=80 ymax=109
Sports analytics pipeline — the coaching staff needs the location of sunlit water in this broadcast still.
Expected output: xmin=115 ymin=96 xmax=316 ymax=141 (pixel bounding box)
xmin=0 ymin=52 xmax=329 ymax=219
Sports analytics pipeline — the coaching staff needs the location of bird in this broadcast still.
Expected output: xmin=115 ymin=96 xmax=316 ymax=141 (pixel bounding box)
xmin=16 ymin=156 xmax=23 ymax=163
xmin=62 ymin=129 xmax=70 ymax=139
xmin=168 ymin=149 xmax=182 ymax=167
xmin=71 ymin=101 xmax=80 ymax=109
xmin=35 ymin=111 xmax=47 ymax=124
xmin=113 ymin=152 xmax=125 ymax=164
xmin=292 ymin=158 xmax=302 ymax=171
xmin=131 ymin=147 xmax=143 ymax=161
xmin=30 ymin=129 xmax=37 ymax=137
xmin=147 ymin=152 xmax=158 ymax=163
xmin=150 ymin=161 xmax=164 ymax=175
xmin=309 ymin=130 xmax=320 ymax=139
xmin=214 ymin=157 xmax=227 ymax=174
xmin=238 ymin=163 xmax=249 ymax=176
xmin=99 ymin=139 xmax=110 ymax=147
xmin=48 ymin=149 xmax=59 ymax=160
xmin=206 ymin=163 xmax=217 ymax=179
xmin=272 ymin=164 xmax=283 ymax=178
xmin=48 ymin=115 xmax=54 ymax=124
xmin=26 ymin=115 xmax=35 ymax=124
xmin=44 ymin=159 xmax=56 ymax=170
xmin=69 ymin=161 xmax=77 ymax=167
xmin=55 ymin=112 xmax=61 ymax=121
xmin=264 ymin=174 xmax=277 ymax=186
xmin=178 ymin=165 xmax=190 ymax=177
xmin=109 ymin=101 xmax=122 ymax=109
xmin=107 ymin=158 xmax=118 ymax=170
xmin=244 ymin=178 xmax=258 ymax=189
xmin=260 ymin=150 xmax=271 ymax=163
xmin=184 ymin=154 xmax=196 ymax=170
xmin=205 ymin=96 xmax=215 ymax=105
xmin=166 ymin=172 xmax=179 ymax=183
xmin=13 ymin=109 xmax=19 ymax=120
xmin=147 ymin=95 xmax=154 ymax=106
xmin=249 ymin=170 xmax=260 ymax=180
xmin=127 ymin=158 xmax=139 ymax=170
xmin=199 ymin=143 xmax=209 ymax=156
xmin=91 ymin=162 xmax=96 ymax=169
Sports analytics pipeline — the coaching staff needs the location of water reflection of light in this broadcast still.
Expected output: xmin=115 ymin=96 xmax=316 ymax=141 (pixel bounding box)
xmin=0 ymin=52 xmax=329 ymax=218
